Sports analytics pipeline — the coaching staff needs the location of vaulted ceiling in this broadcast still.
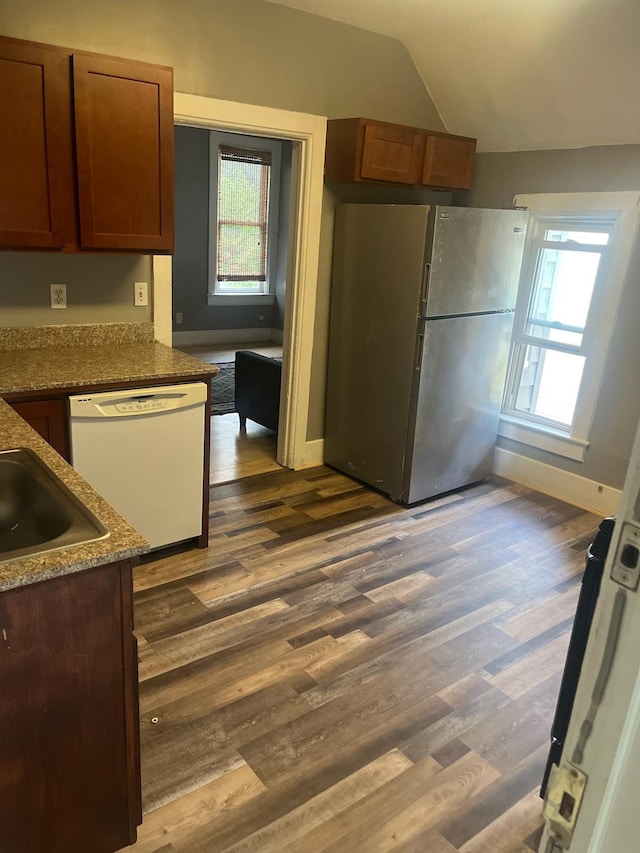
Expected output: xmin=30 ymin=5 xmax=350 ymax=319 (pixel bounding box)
xmin=267 ymin=0 xmax=640 ymax=153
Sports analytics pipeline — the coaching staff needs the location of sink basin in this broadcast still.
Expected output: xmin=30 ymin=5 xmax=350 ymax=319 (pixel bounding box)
xmin=0 ymin=447 xmax=109 ymax=561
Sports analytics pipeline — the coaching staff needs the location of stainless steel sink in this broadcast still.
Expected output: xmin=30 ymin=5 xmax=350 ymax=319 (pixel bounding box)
xmin=0 ymin=447 xmax=109 ymax=561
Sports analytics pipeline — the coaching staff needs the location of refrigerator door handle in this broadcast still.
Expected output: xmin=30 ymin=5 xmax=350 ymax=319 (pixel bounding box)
xmin=420 ymin=263 xmax=430 ymax=311
xmin=415 ymin=333 xmax=424 ymax=370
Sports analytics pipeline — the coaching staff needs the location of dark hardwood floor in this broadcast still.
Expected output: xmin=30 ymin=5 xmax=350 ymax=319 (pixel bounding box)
xmin=122 ymin=467 xmax=598 ymax=852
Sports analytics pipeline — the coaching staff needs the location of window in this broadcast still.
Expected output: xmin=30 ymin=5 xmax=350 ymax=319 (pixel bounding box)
xmin=501 ymin=192 xmax=640 ymax=461
xmin=208 ymin=133 xmax=281 ymax=305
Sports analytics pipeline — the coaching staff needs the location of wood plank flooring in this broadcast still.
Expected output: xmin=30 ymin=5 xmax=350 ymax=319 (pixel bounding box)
xmin=122 ymin=468 xmax=599 ymax=852
xmin=176 ymin=344 xmax=283 ymax=485
xmin=209 ymin=414 xmax=280 ymax=484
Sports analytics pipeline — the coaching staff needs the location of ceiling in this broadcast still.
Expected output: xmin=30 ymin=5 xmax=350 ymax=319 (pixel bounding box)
xmin=266 ymin=0 xmax=640 ymax=153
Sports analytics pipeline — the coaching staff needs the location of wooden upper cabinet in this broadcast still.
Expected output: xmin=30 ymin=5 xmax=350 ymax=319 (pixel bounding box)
xmin=422 ymin=134 xmax=475 ymax=191
xmin=325 ymin=117 xmax=476 ymax=191
xmin=360 ymin=122 xmax=423 ymax=185
xmin=0 ymin=41 xmax=69 ymax=248
xmin=0 ymin=36 xmax=174 ymax=253
xmin=73 ymin=55 xmax=174 ymax=252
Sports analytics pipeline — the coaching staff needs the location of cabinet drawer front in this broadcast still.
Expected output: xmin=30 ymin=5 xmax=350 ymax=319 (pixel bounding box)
xmin=422 ymin=135 xmax=476 ymax=190
xmin=73 ymin=54 xmax=174 ymax=252
xmin=0 ymin=43 xmax=67 ymax=248
xmin=360 ymin=123 xmax=423 ymax=184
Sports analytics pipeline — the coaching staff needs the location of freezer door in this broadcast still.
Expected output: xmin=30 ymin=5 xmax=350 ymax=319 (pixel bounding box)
xmin=324 ymin=204 xmax=431 ymax=501
xmin=424 ymin=207 xmax=528 ymax=317
xmin=404 ymin=312 xmax=514 ymax=504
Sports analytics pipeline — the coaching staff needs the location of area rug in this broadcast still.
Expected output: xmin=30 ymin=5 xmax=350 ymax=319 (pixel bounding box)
xmin=210 ymin=362 xmax=235 ymax=415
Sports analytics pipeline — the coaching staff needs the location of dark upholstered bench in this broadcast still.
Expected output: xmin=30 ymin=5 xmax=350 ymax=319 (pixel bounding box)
xmin=234 ymin=350 xmax=282 ymax=433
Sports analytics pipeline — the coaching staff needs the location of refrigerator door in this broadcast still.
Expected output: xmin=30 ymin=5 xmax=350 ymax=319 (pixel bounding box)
xmin=423 ymin=207 xmax=528 ymax=318
xmin=404 ymin=311 xmax=514 ymax=503
xmin=324 ymin=204 xmax=431 ymax=501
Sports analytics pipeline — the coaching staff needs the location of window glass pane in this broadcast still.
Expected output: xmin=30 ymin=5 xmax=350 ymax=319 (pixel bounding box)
xmin=514 ymin=345 xmax=585 ymax=426
xmin=544 ymin=229 xmax=609 ymax=245
xmin=217 ymin=148 xmax=270 ymax=285
xmin=526 ymin=247 xmax=602 ymax=345
xmin=217 ymin=280 xmax=262 ymax=294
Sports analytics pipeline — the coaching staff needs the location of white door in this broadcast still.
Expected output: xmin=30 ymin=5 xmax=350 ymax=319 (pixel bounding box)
xmin=540 ymin=418 xmax=640 ymax=852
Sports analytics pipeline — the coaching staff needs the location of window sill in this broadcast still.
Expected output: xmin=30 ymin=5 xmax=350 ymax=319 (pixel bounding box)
xmin=498 ymin=414 xmax=589 ymax=462
xmin=207 ymin=294 xmax=275 ymax=307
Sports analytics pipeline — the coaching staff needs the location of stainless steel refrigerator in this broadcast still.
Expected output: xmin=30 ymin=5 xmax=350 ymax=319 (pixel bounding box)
xmin=324 ymin=203 xmax=528 ymax=504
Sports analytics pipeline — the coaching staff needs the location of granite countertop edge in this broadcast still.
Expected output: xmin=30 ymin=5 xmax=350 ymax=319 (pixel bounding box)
xmin=0 ymin=341 xmax=219 ymax=396
xmin=0 ymin=400 xmax=150 ymax=593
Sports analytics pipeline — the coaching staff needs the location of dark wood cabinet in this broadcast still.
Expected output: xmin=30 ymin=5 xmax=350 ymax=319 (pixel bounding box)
xmin=0 ymin=36 xmax=174 ymax=253
xmin=360 ymin=121 xmax=424 ymax=185
xmin=325 ymin=117 xmax=476 ymax=191
xmin=73 ymin=54 xmax=174 ymax=251
xmin=8 ymin=397 xmax=69 ymax=459
xmin=0 ymin=41 xmax=70 ymax=248
xmin=422 ymin=134 xmax=475 ymax=190
xmin=0 ymin=559 xmax=142 ymax=853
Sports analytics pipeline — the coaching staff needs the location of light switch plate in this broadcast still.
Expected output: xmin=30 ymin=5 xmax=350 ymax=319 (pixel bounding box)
xmin=134 ymin=282 xmax=148 ymax=307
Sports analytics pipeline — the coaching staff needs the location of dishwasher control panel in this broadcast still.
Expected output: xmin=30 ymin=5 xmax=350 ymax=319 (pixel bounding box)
xmin=115 ymin=396 xmax=169 ymax=413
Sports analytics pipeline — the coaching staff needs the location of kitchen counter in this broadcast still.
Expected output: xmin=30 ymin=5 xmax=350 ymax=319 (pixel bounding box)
xmin=0 ymin=323 xmax=219 ymax=589
xmin=0 ymin=399 xmax=149 ymax=592
xmin=0 ymin=341 xmax=218 ymax=395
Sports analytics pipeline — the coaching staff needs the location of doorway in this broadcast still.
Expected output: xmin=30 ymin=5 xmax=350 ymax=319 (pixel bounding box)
xmin=171 ymin=125 xmax=290 ymax=483
xmin=152 ymin=93 xmax=326 ymax=473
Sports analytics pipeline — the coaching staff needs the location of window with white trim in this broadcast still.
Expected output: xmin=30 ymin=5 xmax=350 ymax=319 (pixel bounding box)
xmin=501 ymin=192 xmax=640 ymax=461
xmin=208 ymin=133 xmax=281 ymax=305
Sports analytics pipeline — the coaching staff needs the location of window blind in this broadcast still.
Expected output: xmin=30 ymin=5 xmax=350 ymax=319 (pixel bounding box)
xmin=217 ymin=146 xmax=272 ymax=282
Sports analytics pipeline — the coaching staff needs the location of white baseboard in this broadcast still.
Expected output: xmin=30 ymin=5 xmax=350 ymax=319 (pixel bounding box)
xmin=493 ymin=447 xmax=622 ymax=516
xmin=271 ymin=328 xmax=284 ymax=345
xmin=290 ymin=438 xmax=325 ymax=470
xmin=172 ymin=328 xmax=273 ymax=346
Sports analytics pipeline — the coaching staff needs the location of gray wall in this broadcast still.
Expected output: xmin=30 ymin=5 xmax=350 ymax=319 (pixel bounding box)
xmin=174 ymin=127 xmax=292 ymax=333
xmin=173 ymin=126 xmax=282 ymax=333
xmin=0 ymin=254 xmax=152 ymax=327
xmin=3 ymin=0 xmax=444 ymax=433
xmin=3 ymin=0 xmax=444 ymax=129
xmin=464 ymin=145 xmax=640 ymax=489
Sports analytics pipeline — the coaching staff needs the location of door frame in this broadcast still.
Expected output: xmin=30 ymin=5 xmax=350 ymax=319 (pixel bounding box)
xmin=153 ymin=92 xmax=326 ymax=469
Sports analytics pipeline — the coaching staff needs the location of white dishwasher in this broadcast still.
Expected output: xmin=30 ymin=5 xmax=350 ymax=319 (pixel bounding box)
xmin=69 ymin=382 xmax=207 ymax=550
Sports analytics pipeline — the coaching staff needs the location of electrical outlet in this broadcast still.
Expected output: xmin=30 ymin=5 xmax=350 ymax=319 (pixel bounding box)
xmin=50 ymin=284 xmax=67 ymax=309
xmin=176 ymin=312 xmax=183 ymax=324
xmin=134 ymin=281 xmax=148 ymax=307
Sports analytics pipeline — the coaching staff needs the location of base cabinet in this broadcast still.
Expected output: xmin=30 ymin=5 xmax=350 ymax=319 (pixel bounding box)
xmin=8 ymin=397 xmax=69 ymax=460
xmin=0 ymin=560 xmax=141 ymax=853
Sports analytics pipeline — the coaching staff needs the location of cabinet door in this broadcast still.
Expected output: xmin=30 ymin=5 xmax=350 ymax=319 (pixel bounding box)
xmin=422 ymin=135 xmax=476 ymax=190
xmin=73 ymin=54 xmax=174 ymax=252
xmin=0 ymin=40 xmax=69 ymax=248
xmin=360 ymin=122 xmax=423 ymax=184
xmin=9 ymin=398 xmax=69 ymax=460
xmin=0 ymin=560 xmax=141 ymax=853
